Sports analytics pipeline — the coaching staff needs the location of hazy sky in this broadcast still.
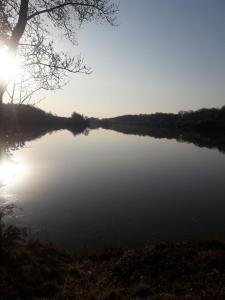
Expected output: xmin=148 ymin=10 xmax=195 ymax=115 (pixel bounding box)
xmin=40 ymin=0 xmax=225 ymax=118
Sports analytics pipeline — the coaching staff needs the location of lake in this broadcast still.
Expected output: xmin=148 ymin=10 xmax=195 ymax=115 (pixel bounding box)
xmin=1 ymin=128 xmax=225 ymax=253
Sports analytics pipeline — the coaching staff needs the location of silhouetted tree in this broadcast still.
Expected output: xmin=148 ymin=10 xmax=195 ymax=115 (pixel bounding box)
xmin=71 ymin=111 xmax=86 ymax=121
xmin=0 ymin=0 xmax=118 ymax=110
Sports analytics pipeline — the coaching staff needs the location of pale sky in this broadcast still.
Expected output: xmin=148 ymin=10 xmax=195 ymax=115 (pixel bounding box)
xmin=40 ymin=0 xmax=225 ymax=118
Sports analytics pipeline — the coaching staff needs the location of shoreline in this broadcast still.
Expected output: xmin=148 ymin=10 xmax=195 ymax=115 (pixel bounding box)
xmin=1 ymin=215 xmax=225 ymax=299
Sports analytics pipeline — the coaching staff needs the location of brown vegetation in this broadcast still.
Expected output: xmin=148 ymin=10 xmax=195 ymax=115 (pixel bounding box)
xmin=1 ymin=206 xmax=225 ymax=300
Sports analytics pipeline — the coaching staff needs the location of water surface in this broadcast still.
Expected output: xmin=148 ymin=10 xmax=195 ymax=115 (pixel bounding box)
xmin=1 ymin=128 xmax=225 ymax=252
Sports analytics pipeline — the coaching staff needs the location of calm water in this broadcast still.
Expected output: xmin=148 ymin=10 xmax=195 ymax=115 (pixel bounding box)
xmin=1 ymin=128 xmax=225 ymax=252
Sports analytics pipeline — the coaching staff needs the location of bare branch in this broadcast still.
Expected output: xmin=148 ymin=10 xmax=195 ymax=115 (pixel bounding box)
xmin=0 ymin=0 xmax=118 ymax=105
xmin=27 ymin=0 xmax=118 ymax=25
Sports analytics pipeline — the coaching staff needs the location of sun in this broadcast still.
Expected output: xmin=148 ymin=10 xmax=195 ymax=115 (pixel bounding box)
xmin=0 ymin=46 xmax=19 ymax=82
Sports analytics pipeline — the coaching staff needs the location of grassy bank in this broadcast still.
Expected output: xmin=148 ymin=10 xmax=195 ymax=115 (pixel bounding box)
xmin=1 ymin=213 xmax=225 ymax=300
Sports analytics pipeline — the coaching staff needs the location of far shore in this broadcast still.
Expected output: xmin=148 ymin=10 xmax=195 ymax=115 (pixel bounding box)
xmin=2 ymin=103 xmax=225 ymax=133
xmin=1 ymin=103 xmax=225 ymax=155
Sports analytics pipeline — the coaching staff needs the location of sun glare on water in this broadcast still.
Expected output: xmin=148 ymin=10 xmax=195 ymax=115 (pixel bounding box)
xmin=0 ymin=46 xmax=19 ymax=82
xmin=0 ymin=160 xmax=25 ymax=186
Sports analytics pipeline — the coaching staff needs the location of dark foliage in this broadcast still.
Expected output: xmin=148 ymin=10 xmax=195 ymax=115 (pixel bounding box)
xmin=71 ymin=111 xmax=88 ymax=125
xmin=1 ymin=103 xmax=88 ymax=132
xmin=100 ymin=106 xmax=225 ymax=131
xmin=95 ymin=106 xmax=225 ymax=153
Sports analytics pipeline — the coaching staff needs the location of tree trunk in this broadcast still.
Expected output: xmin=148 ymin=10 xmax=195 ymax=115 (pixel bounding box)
xmin=9 ymin=0 xmax=29 ymax=52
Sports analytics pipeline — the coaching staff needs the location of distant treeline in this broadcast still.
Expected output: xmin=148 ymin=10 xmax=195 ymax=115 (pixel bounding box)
xmin=4 ymin=104 xmax=225 ymax=133
xmin=87 ymin=106 xmax=225 ymax=154
xmin=1 ymin=104 xmax=88 ymax=132
xmin=1 ymin=104 xmax=225 ymax=154
xmin=98 ymin=106 xmax=225 ymax=131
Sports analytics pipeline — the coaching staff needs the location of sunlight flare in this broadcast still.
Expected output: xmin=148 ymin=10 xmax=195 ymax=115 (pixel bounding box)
xmin=0 ymin=46 xmax=19 ymax=82
xmin=0 ymin=160 xmax=25 ymax=186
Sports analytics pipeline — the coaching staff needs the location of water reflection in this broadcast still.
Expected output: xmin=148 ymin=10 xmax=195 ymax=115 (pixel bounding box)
xmin=100 ymin=124 xmax=225 ymax=154
xmin=0 ymin=126 xmax=225 ymax=252
xmin=0 ymin=126 xmax=88 ymax=189
xmin=0 ymin=159 xmax=24 ymax=186
xmin=1 ymin=124 xmax=225 ymax=157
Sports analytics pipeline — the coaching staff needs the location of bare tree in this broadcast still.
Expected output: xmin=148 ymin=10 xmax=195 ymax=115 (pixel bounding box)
xmin=0 ymin=0 xmax=118 ymax=110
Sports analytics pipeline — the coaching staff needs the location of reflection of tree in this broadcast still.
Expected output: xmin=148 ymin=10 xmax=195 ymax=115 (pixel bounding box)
xmin=69 ymin=127 xmax=90 ymax=137
xmin=0 ymin=131 xmax=27 ymax=187
xmin=0 ymin=124 xmax=87 ymax=161
xmin=101 ymin=124 xmax=225 ymax=154
xmin=0 ymin=125 xmax=87 ymax=188
xmin=0 ymin=126 xmax=88 ymax=155
xmin=0 ymin=130 xmax=36 ymax=162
